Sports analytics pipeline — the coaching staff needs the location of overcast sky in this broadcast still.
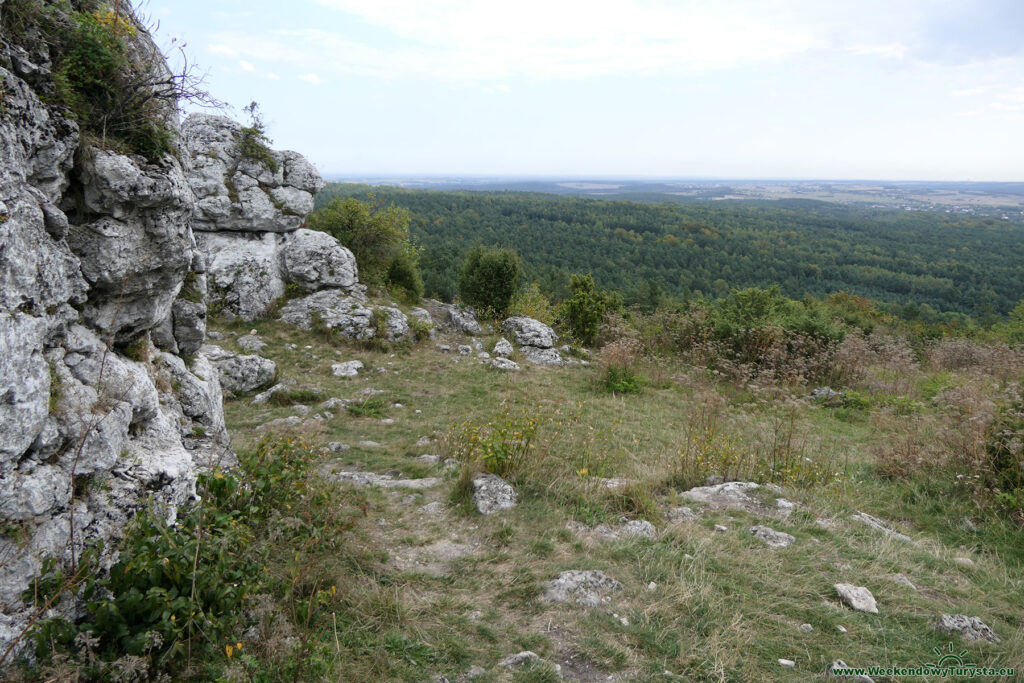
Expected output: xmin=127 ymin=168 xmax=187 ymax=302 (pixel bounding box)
xmin=152 ymin=0 xmax=1024 ymax=180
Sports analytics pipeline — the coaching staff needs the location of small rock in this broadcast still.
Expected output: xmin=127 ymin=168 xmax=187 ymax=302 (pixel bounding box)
xmin=493 ymin=338 xmax=514 ymax=357
xmin=851 ymin=511 xmax=912 ymax=542
xmin=750 ymin=525 xmax=796 ymax=549
xmin=457 ymin=344 xmax=472 ymax=356
xmin=436 ymin=344 xmax=451 ymax=353
xmin=778 ymin=659 xmax=795 ymax=668
xmin=414 ymin=409 xmax=422 ymax=414
xmin=891 ymin=573 xmax=916 ymax=590
xmin=647 ymin=582 xmax=657 ymax=591
xmin=393 ymin=402 xmax=403 ymax=408
xmin=544 ymin=570 xmax=624 ymax=607
xmin=836 ymin=625 xmax=848 ymax=634
xmin=620 ymin=519 xmax=657 ymax=538
xmin=666 ymin=506 xmax=698 ymax=522
xmin=319 ymin=397 xmax=349 ymax=411
xmin=468 ymin=610 xmax=483 ymax=621
xmin=416 ymin=436 xmax=433 ymax=447
xmin=714 ymin=524 xmax=728 ymax=533
xmin=418 ymin=502 xmax=445 ymax=515
xmin=812 ymin=386 xmax=843 ymax=402
xmin=257 ymin=416 xmax=303 ymax=431
xmin=237 ymin=334 xmax=267 ymax=352
xmin=476 ymin=351 xmax=490 ymax=359
xmin=954 ymin=556 xmax=975 ymax=567
xmin=417 ymin=454 xmax=441 ymax=465
xmin=499 ymin=651 xmax=541 ymax=669
xmin=834 ymin=584 xmax=878 ymax=614
xmin=292 ymin=404 xmax=311 ymax=416
xmin=331 ymin=360 xmax=364 ymax=377
xmin=327 ymin=442 xmax=350 ymax=453
xmin=936 ymin=614 xmax=1000 ymax=643
xmin=472 ymin=473 xmax=517 ymax=515
xmin=490 ymin=357 xmax=520 ymax=371
xmin=799 ymin=623 xmax=813 ymax=632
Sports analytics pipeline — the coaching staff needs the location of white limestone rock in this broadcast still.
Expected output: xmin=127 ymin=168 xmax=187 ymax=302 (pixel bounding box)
xmin=543 ymin=570 xmax=624 ymax=607
xmin=182 ymin=113 xmax=324 ymax=233
xmin=202 ymin=344 xmax=276 ymax=393
xmin=472 ymin=473 xmax=517 ymax=514
xmin=280 ymin=228 xmax=358 ymax=291
xmin=502 ymin=316 xmax=557 ymax=348
xmin=835 ymin=583 xmax=879 ymax=614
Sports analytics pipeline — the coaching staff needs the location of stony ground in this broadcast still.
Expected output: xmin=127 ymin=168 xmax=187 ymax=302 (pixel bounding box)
xmin=211 ymin=315 xmax=1024 ymax=682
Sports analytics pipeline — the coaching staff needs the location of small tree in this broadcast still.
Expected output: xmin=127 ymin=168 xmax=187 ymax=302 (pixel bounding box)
xmin=457 ymin=247 xmax=521 ymax=317
xmin=560 ymin=273 xmax=622 ymax=346
xmin=306 ymin=196 xmax=415 ymax=287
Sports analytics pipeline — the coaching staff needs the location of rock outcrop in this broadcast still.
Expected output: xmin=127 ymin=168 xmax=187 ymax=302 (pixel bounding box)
xmin=502 ymin=316 xmax=563 ymax=366
xmin=0 ymin=12 xmax=231 ymax=660
xmin=181 ymin=115 xmax=410 ymax=340
xmin=183 ymin=114 xmax=323 ymax=233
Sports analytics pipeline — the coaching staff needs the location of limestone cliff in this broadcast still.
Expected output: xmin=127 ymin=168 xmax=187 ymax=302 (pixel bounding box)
xmin=0 ymin=5 xmax=229 ymax=658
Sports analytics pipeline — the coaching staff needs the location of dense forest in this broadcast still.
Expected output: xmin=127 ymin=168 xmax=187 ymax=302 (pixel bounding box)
xmin=316 ymin=184 xmax=1024 ymax=321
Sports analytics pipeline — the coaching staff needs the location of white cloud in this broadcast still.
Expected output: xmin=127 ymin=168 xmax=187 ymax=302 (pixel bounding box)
xmin=846 ymin=43 xmax=907 ymax=59
xmin=992 ymin=87 xmax=1024 ymax=112
xmin=208 ymin=43 xmax=238 ymax=58
xmin=211 ymin=1 xmax=822 ymax=82
xmin=267 ymin=72 xmax=281 ymax=80
xmin=238 ymin=60 xmax=255 ymax=72
xmin=299 ymin=73 xmax=323 ymax=85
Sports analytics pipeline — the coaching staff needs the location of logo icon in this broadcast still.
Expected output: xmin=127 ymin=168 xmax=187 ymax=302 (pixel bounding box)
xmin=922 ymin=642 xmax=977 ymax=669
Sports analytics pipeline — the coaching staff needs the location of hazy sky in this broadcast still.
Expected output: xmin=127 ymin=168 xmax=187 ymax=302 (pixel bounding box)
xmin=152 ymin=0 xmax=1024 ymax=180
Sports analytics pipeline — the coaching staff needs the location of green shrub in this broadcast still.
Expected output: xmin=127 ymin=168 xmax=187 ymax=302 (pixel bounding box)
xmin=386 ymin=248 xmax=425 ymax=304
xmin=457 ymin=246 xmax=521 ymax=318
xmin=347 ymin=397 xmax=385 ymax=418
xmin=508 ymin=282 xmax=555 ymax=325
xmin=985 ymin=397 xmax=1024 ymax=519
xmin=559 ymin=273 xmax=621 ymax=346
xmin=307 ymin=196 xmax=412 ymax=285
xmin=26 ymin=436 xmax=348 ymax=680
xmin=52 ymin=8 xmax=176 ymax=160
xmin=236 ymin=102 xmax=277 ymax=171
xmin=447 ymin=407 xmax=540 ymax=478
xmin=409 ymin=316 xmax=433 ymax=343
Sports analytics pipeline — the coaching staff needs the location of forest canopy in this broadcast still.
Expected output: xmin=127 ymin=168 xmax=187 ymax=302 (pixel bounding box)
xmin=316 ymin=184 xmax=1024 ymax=322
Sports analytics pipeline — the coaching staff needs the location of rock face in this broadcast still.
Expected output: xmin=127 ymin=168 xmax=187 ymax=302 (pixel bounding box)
xmin=182 ymin=114 xmax=324 ymax=233
xmin=202 ymin=345 xmax=276 ymax=393
xmin=279 ymin=289 xmax=410 ymax=342
xmin=183 ymin=115 xmax=371 ymax=322
xmin=0 ymin=12 xmax=231 ymax=661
